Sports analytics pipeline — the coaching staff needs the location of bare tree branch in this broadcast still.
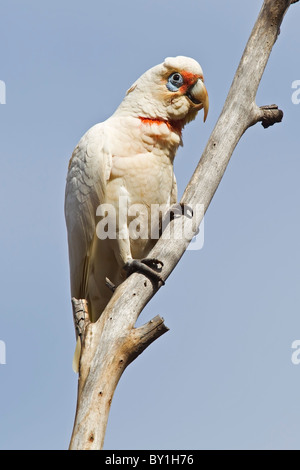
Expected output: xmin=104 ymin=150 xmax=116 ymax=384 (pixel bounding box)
xmin=68 ymin=0 xmax=297 ymax=450
xmin=257 ymin=104 xmax=284 ymax=128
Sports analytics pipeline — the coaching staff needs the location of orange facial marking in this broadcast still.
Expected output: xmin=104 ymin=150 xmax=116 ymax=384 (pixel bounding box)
xmin=179 ymin=70 xmax=203 ymax=94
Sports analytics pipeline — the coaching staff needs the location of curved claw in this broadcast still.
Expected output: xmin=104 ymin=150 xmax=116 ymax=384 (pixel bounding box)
xmin=123 ymin=258 xmax=165 ymax=286
xmin=168 ymin=203 xmax=194 ymax=220
xmin=140 ymin=258 xmax=164 ymax=270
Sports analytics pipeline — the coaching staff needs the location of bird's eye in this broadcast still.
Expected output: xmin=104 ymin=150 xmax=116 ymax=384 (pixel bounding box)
xmin=166 ymin=72 xmax=184 ymax=92
xmin=172 ymin=73 xmax=181 ymax=82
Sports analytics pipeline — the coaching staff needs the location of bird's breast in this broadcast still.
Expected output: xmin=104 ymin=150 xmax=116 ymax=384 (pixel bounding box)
xmin=108 ymin=152 xmax=173 ymax=206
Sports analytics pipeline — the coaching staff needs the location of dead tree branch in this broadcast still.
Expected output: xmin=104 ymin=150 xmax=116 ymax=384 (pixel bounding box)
xmin=69 ymin=0 xmax=297 ymax=450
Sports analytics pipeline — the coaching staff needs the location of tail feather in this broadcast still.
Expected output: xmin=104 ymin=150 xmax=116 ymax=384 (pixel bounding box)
xmin=72 ymin=337 xmax=81 ymax=373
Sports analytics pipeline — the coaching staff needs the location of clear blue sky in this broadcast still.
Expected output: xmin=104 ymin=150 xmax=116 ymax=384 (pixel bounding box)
xmin=0 ymin=0 xmax=299 ymax=450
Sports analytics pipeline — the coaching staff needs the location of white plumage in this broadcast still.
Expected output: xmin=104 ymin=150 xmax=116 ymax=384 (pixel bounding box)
xmin=65 ymin=56 xmax=208 ymax=370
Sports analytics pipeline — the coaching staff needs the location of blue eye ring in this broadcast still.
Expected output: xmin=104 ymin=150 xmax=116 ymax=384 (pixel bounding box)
xmin=166 ymin=72 xmax=184 ymax=92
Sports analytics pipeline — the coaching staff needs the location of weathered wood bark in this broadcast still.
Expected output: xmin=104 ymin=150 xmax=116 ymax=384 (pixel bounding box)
xmin=69 ymin=0 xmax=298 ymax=450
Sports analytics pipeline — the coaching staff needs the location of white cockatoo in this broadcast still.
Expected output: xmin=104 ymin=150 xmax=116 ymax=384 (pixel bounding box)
xmin=65 ymin=56 xmax=208 ymax=370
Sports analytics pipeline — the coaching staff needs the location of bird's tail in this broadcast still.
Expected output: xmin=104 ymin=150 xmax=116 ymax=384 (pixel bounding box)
xmin=72 ymin=337 xmax=81 ymax=373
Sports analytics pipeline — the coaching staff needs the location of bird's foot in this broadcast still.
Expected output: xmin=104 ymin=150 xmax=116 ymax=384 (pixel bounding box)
xmin=166 ymin=202 xmax=194 ymax=221
xmin=123 ymin=258 xmax=165 ymax=286
xmin=159 ymin=202 xmax=193 ymax=236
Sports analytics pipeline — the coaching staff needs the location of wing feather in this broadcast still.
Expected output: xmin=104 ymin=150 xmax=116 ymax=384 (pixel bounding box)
xmin=65 ymin=123 xmax=112 ymax=302
xmin=170 ymin=171 xmax=177 ymax=205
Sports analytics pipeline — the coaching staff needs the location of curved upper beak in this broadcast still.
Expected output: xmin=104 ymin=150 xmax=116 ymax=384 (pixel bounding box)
xmin=187 ymin=78 xmax=209 ymax=122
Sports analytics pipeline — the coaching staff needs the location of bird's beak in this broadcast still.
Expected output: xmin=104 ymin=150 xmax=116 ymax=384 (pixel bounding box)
xmin=187 ymin=79 xmax=209 ymax=122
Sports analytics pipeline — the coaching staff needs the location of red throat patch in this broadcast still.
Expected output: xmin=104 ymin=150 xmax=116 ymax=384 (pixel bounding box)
xmin=139 ymin=117 xmax=183 ymax=136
